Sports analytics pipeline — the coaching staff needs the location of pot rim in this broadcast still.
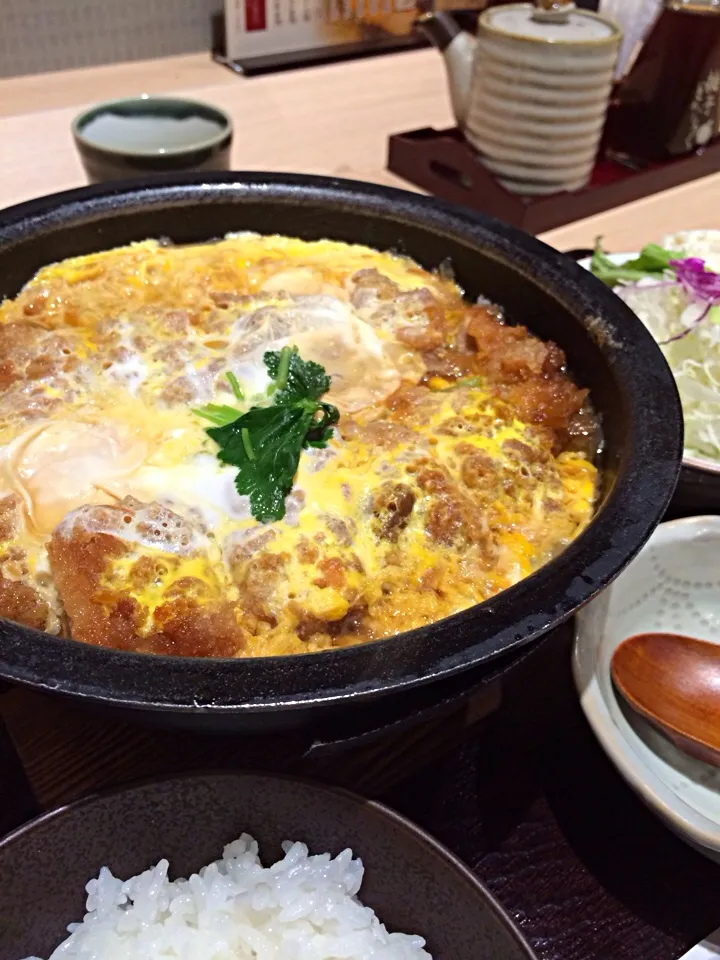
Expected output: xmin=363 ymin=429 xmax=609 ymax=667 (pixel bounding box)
xmin=0 ymin=172 xmax=683 ymax=713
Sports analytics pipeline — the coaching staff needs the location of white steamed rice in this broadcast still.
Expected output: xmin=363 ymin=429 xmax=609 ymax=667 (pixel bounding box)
xmin=26 ymin=834 xmax=431 ymax=960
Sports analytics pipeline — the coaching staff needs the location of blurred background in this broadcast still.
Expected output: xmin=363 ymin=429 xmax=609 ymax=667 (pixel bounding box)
xmin=1 ymin=0 xmax=608 ymax=78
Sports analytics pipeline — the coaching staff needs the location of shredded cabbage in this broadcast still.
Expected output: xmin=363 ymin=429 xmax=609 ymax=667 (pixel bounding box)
xmin=616 ymin=279 xmax=720 ymax=462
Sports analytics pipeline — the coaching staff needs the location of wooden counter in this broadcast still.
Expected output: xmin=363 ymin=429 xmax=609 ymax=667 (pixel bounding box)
xmin=2 ymin=49 xmax=720 ymax=960
xmin=1 ymin=49 xmax=719 ymax=253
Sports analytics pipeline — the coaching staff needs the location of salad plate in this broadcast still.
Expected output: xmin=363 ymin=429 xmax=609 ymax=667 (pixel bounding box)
xmin=578 ymin=233 xmax=720 ymax=512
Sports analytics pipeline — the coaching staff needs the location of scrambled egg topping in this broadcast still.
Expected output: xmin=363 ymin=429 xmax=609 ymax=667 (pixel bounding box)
xmin=0 ymin=235 xmax=598 ymax=656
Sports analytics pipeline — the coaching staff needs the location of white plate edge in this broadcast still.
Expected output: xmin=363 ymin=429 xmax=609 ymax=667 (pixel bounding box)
xmin=576 ymin=251 xmax=720 ymax=475
xmin=572 ymin=516 xmax=720 ymax=855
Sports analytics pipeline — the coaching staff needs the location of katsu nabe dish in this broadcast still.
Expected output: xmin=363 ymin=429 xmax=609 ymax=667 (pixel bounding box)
xmin=0 ymin=234 xmax=599 ymax=658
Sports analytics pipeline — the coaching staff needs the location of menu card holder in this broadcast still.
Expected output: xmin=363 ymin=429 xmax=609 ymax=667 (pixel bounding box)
xmin=215 ymin=0 xmax=430 ymax=76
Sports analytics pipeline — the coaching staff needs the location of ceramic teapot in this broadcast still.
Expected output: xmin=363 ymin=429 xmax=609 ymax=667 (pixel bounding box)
xmin=416 ymin=0 xmax=622 ymax=194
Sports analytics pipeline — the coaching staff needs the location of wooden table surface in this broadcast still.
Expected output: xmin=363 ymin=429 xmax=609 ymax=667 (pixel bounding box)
xmin=2 ymin=48 xmax=720 ymax=960
xmin=2 ymin=48 xmax=720 ymax=252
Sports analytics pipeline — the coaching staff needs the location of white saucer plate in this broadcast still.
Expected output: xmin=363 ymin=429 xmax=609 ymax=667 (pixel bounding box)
xmin=573 ymin=516 xmax=720 ymax=861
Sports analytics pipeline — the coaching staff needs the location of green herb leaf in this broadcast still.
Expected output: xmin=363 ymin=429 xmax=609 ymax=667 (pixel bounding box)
xmin=623 ymin=243 xmax=679 ymax=274
xmin=450 ymin=375 xmax=484 ymax=390
xmin=264 ymin=347 xmax=332 ymax=405
xmin=192 ymin=403 xmax=243 ymax=427
xmin=590 ymin=237 xmax=683 ymax=287
xmin=428 ymin=374 xmax=484 ymax=392
xmin=193 ymin=372 xmax=245 ymax=425
xmin=226 ymin=370 xmax=244 ymax=401
xmin=205 ymin=348 xmax=340 ymax=523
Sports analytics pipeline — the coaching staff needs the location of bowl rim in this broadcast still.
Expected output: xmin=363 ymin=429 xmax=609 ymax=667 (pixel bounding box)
xmin=0 ymin=171 xmax=683 ymax=714
xmin=573 ymin=515 xmax=720 ymax=856
xmin=72 ymin=95 xmax=233 ymax=159
xmin=0 ymin=769 xmax=537 ymax=959
xmin=682 ymin=451 xmax=720 ymax=477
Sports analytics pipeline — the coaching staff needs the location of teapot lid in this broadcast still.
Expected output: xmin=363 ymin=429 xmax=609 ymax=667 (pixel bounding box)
xmin=480 ymin=1 xmax=621 ymax=45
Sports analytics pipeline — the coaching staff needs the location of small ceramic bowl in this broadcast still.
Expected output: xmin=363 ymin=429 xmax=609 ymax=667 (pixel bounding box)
xmin=72 ymin=95 xmax=233 ymax=184
xmin=574 ymin=516 xmax=720 ymax=861
xmin=0 ymin=772 xmax=536 ymax=960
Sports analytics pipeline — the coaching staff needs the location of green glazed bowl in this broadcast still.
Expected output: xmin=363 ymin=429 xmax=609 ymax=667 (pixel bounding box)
xmin=72 ymin=95 xmax=233 ymax=183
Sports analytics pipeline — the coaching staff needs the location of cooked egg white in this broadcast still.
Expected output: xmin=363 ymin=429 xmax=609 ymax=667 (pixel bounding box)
xmin=0 ymin=234 xmax=598 ymax=654
xmin=227 ymin=294 xmax=402 ymax=410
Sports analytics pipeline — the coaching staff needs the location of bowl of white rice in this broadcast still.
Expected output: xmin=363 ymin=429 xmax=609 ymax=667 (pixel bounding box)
xmin=0 ymin=772 xmax=535 ymax=960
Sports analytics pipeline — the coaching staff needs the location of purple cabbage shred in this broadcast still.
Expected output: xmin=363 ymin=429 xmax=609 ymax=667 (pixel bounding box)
xmin=659 ymin=257 xmax=720 ymax=344
xmin=669 ymin=257 xmax=720 ymax=303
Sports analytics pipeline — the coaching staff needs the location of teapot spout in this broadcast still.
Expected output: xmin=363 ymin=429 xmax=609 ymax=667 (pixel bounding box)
xmin=414 ymin=11 xmax=476 ymax=129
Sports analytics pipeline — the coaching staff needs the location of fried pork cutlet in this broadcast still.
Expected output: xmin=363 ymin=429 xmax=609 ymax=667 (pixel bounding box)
xmin=48 ymin=498 xmax=245 ymax=657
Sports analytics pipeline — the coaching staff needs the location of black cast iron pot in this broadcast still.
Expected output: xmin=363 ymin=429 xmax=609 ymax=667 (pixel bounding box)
xmin=0 ymin=173 xmax=682 ymax=734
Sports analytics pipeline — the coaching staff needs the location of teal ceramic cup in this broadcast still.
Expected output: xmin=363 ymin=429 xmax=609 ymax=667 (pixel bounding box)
xmin=72 ymin=95 xmax=233 ymax=183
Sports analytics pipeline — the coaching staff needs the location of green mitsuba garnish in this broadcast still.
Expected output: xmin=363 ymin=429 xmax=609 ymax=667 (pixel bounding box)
xmin=193 ymin=372 xmax=246 ymax=426
xmin=205 ymin=346 xmax=339 ymax=523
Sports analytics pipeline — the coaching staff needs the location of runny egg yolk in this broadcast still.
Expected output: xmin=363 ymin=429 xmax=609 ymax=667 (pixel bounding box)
xmin=7 ymin=420 xmax=148 ymax=536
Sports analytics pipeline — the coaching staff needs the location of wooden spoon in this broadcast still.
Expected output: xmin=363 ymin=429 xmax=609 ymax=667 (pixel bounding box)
xmin=611 ymin=632 xmax=720 ymax=768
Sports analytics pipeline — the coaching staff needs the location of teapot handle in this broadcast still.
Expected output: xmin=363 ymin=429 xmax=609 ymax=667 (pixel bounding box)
xmin=414 ymin=10 xmax=476 ymax=128
xmin=414 ymin=9 xmax=463 ymax=49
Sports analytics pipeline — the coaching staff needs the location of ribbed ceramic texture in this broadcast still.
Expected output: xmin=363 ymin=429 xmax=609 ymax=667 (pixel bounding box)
xmin=466 ymin=20 xmax=621 ymax=195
